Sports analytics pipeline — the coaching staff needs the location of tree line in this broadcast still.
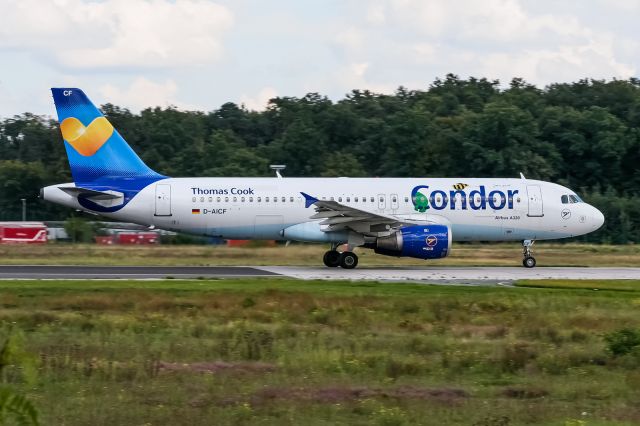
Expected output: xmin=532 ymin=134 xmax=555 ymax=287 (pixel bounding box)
xmin=1 ymin=75 xmax=639 ymax=243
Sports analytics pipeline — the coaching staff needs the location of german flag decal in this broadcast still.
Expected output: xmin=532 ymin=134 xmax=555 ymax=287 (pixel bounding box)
xmin=192 ymin=209 xmax=201 ymax=214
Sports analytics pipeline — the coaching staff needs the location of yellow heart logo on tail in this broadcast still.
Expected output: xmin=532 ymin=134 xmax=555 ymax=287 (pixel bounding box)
xmin=60 ymin=117 xmax=114 ymax=156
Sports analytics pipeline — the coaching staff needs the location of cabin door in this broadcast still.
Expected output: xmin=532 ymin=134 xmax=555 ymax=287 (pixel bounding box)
xmin=154 ymin=184 xmax=172 ymax=216
xmin=526 ymin=185 xmax=544 ymax=217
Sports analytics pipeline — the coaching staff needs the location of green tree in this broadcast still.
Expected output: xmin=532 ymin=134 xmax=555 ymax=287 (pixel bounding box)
xmin=63 ymin=217 xmax=96 ymax=243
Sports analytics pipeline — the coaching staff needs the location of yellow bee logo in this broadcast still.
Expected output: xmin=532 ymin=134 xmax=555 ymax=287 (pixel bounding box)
xmin=452 ymin=183 xmax=469 ymax=190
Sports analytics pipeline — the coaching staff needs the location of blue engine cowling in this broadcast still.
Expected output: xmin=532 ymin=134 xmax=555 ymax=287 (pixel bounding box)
xmin=373 ymin=224 xmax=451 ymax=259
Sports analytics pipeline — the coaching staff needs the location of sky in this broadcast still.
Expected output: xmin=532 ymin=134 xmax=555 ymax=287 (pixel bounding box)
xmin=0 ymin=0 xmax=638 ymax=117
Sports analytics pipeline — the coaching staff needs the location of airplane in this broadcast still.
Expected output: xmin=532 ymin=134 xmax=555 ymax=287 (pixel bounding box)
xmin=41 ymin=88 xmax=605 ymax=269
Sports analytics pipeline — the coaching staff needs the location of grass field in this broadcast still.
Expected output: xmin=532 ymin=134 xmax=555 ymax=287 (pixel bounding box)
xmin=2 ymin=278 xmax=640 ymax=425
xmin=1 ymin=242 xmax=639 ymax=267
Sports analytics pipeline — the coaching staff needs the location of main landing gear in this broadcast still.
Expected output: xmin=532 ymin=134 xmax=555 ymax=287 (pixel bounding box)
xmin=323 ymin=244 xmax=358 ymax=269
xmin=522 ymin=240 xmax=536 ymax=268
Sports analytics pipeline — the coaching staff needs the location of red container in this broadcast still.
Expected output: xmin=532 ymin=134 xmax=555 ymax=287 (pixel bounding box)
xmin=116 ymin=232 xmax=159 ymax=245
xmin=0 ymin=222 xmax=47 ymax=244
xmin=95 ymin=236 xmax=115 ymax=245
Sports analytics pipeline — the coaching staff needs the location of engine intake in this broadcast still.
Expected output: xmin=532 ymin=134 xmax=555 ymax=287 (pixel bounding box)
xmin=372 ymin=224 xmax=451 ymax=259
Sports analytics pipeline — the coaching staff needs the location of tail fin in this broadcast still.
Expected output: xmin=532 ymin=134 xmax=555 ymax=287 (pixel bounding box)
xmin=51 ymin=88 xmax=164 ymax=184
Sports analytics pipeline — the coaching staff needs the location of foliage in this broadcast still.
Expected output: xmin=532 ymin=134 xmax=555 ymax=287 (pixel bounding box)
xmin=2 ymin=76 xmax=640 ymax=241
xmin=0 ymin=389 xmax=39 ymax=426
xmin=604 ymin=328 xmax=640 ymax=356
xmin=0 ymin=336 xmax=39 ymax=426
xmin=63 ymin=217 xmax=97 ymax=243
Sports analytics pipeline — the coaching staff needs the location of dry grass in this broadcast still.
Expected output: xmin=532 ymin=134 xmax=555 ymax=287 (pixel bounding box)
xmin=1 ymin=278 xmax=640 ymax=425
xmin=0 ymin=242 xmax=638 ymax=266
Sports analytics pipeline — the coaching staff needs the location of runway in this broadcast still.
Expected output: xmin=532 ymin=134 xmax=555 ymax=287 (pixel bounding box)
xmin=0 ymin=265 xmax=279 ymax=279
xmin=0 ymin=265 xmax=638 ymax=282
xmin=260 ymin=266 xmax=640 ymax=282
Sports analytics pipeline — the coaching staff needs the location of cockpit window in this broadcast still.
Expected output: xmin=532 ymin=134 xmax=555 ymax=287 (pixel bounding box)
xmin=562 ymin=194 xmax=582 ymax=204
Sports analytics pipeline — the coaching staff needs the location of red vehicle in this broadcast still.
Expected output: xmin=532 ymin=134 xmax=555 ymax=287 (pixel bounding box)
xmin=0 ymin=222 xmax=47 ymax=244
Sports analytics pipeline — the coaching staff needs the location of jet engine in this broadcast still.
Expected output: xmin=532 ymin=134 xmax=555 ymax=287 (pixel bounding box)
xmin=368 ymin=224 xmax=451 ymax=259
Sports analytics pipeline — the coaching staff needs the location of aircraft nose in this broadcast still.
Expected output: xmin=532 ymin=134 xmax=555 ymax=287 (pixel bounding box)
xmin=592 ymin=206 xmax=605 ymax=230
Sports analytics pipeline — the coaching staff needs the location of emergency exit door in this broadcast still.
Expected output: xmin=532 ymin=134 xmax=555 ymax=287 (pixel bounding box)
xmin=526 ymin=185 xmax=544 ymax=217
xmin=154 ymin=184 xmax=172 ymax=216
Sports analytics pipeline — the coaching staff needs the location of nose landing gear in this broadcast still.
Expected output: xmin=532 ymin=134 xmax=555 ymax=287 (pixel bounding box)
xmin=323 ymin=244 xmax=359 ymax=269
xmin=522 ymin=240 xmax=536 ymax=268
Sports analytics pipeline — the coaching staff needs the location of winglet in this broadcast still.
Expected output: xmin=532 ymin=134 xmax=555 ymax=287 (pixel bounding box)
xmin=300 ymin=192 xmax=318 ymax=208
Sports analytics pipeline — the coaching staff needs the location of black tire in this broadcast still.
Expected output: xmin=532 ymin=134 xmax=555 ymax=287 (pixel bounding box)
xmin=339 ymin=251 xmax=358 ymax=269
xmin=323 ymin=250 xmax=341 ymax=267
xmin=523 ymin=256 xmax=536 ymax=268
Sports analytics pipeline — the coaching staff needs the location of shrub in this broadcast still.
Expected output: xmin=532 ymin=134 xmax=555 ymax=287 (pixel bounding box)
xmin=604 ymin=328 xmax=640 ymax=356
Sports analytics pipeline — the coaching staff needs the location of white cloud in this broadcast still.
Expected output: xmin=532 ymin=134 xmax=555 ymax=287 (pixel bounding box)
xmin=99 ymin=77 xmax=200 ymax=111
xmin=366 ymin=4 xmax=386 ymax=24
xmin=0 ymin=0 xmax=233 ymax=69
xmin=337 ymin=0 xmax=637 ymax=88
xmin=385 ymin=0 xmax=589 ymax=43
xmin=239 ymin=87 xmax=278 ymax=111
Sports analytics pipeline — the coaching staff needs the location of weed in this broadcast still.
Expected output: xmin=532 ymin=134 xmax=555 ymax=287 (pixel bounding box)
xmin=604 ymin=328 xmax=640 ymax=356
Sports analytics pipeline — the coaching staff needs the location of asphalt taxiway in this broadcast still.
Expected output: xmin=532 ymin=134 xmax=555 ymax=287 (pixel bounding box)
xmin=0 ymin=265 xmax=278 ymax=280
xmin=0 ymin=265 xmax=638 ymax=283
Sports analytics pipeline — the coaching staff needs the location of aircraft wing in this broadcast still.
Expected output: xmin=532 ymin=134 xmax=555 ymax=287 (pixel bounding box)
xmin=301 ymin=192 xmax=433 ymax=234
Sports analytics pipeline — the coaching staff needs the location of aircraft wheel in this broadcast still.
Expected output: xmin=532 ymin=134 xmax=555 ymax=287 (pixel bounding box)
xmin=523 ymin=256 xmax=536 ymax=268
xmin=323 ymin=250 xmax=341 ymax=267
xmin=339 ymin=251 xmax=358 ymax=269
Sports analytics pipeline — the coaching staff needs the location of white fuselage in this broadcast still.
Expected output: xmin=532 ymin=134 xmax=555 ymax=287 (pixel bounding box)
xmin=43 ymin=177 xmax=604 ymax=242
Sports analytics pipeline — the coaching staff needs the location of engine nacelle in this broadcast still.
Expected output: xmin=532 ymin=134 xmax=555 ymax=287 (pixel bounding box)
xmin=372 ymin=224 xmax=451 ymax=259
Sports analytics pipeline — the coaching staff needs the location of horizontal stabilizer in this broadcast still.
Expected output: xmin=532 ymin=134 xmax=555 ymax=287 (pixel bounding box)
xmin=59 ymin=186 xmax=123 ymax=200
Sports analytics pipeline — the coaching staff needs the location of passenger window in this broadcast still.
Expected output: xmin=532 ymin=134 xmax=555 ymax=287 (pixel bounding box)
xmin=355 ymin=197 xmax=359 ymax=202
xmin=392 ymin=196 xmax=397 ymax=203
xmin=249 ymin=197 xmax=253 ymax=202
xmin=404 ymin=197 xmax=409 ymax=203
xmin=370 ymin=197 xmax=374 ymax=202
xmin=339 ymin=197 xmax=342 ymax=202
xmin=274 ymin=197 xmax=277 ymax=202
xmin=241 ymin=197 xmax=245 ymax=202
xmin=208 ymin=196 xmax=212 ymax=202
xmin=282 ymin=197 xmax=286 ymax=202
xmin=346 ymin=197 xmax=350 ymax=202
xmin=257 ymin=197 xmax=261 ymax=202
xmin=265 ymin=197 xmax=269 ymax=202
xmin=217 ymin=197 xmax=221 ymax=202
xmin=290 ymin=196 xmax=294 ymax=202
xmin=330 ymin=197 xmax=334 ymax=201
xmin=200 ymin=197 xmax=205 ymax=202
xmin=233 ymin=197 xmax=237 ymax=202
xmin=192 ymin=197 xmax=196 ymax=202
xmin=561 ymin=195 xmax=569 ymax=204
xmin=224 ymin=197 xmax=229 ymax=202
